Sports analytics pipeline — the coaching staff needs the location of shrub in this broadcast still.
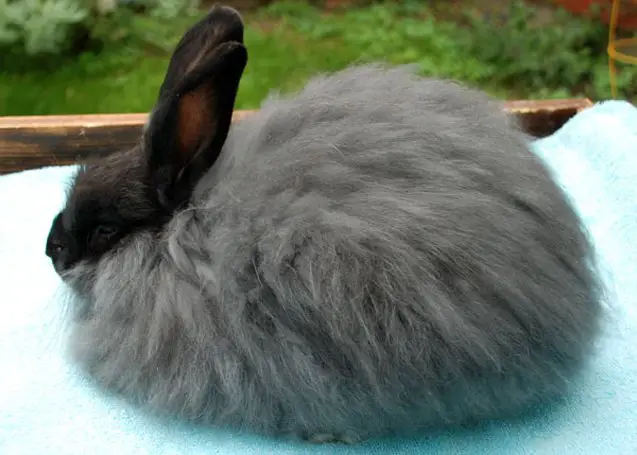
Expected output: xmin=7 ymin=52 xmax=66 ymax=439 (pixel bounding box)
xmin=462 ymin=0 xmax=637 ymax=100
xmin=0 ymin=0 xmax=89 ymax=55
xmin=0 ymin=0 xmax=200 ymax=57
xmin=261 ymin=2 xmax=497 ymax=90
xmin=1 ymin=1 xmax=634 ymax=116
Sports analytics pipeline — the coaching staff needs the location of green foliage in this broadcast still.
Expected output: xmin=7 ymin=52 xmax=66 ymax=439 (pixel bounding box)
xmin=0 ymin=0 xmax=200 ymax=57
xmin=137 ymin=0 xmax=200 ymax=19
xmin=463 ymin=0 xmax=637 ymax=100
xmin=1 ymin=0 xmax=635 ymax=116
xmin=259 ymin=1 xmax=501 ymax=93
xmin=0 ymin=0 xmax=89 ymax=55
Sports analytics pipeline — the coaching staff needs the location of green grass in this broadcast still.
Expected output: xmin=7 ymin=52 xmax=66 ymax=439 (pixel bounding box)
xmin=0 ymin=1 xmax=629 ymax=116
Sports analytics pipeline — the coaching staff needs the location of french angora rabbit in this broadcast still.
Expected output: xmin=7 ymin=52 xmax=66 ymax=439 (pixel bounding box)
xmin=45 ymin=5 xmax=602 ymax=444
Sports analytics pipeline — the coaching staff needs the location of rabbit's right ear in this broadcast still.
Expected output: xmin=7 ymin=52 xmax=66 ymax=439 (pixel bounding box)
xmin=144 ymin=6 xmax=247 ymax=212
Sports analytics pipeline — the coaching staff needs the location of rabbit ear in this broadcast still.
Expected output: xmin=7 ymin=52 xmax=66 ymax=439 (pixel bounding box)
xmin=144 ymin=6 xmax=247 ymax=212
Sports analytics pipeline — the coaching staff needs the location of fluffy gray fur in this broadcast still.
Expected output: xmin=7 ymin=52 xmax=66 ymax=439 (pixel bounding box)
xmin=58 ymin=64 xmax=602 ymax=441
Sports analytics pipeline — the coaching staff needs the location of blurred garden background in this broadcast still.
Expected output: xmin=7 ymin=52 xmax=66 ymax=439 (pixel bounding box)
xmin=1 ymin=0 xmax=636 ymax=116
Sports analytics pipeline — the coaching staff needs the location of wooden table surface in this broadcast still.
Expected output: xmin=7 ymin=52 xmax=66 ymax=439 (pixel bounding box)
xmin=0 ymin=99 xmax=593 ymax=175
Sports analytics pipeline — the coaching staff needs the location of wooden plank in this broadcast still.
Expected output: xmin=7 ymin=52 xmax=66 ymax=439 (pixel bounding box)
xmin=0 ymin=99 xmax=593 ymax=175
xmin=506 ymin=98 xmax=593 ymax=139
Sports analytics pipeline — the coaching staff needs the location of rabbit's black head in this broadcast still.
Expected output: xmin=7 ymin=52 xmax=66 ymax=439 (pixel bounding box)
xmin=45 ymin=5 xmax=247 ymax=275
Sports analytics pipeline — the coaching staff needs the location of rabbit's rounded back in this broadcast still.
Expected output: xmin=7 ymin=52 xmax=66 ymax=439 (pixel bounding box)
xmin=53 ymin=7 xmax=602 ymax=443
xmin=177 ymin=65 xmax=601 ymax=437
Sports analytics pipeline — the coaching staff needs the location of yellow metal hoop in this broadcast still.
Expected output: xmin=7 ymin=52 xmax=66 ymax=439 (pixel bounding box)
xmin=608 ymin=0 xmax=637 ymax=98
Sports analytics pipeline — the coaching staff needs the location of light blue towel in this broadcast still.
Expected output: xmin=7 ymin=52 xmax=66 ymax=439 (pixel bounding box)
xmin=1 ymin=101 xmax=636 ymax=455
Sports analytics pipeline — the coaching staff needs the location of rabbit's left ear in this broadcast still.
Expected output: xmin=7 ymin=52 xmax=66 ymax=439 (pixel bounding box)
xmin=144 ymin=6 xmax=247 ymax=212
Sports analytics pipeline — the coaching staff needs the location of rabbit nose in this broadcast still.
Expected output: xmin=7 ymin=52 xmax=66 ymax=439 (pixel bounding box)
xmin=46 ymin=213 xmax=64 ymax=259
xmin=46 ymin=242 xmax=63 ymax=259
xmin=46 ymin=239 xmax=66 ymax=270
xmin=45 ymin=213 xmax=76 ymax=274
xmin=45 ymin=230 xmax=63 ymax=259
xmin=45 ymin=234 xmax=72 ymax=273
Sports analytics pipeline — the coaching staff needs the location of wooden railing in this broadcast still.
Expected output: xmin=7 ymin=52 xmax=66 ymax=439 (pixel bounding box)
xmin=0 ymin=99 xmax=593 ymax=175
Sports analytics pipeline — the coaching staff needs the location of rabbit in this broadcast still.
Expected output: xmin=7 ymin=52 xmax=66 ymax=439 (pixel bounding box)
xmin=45 ymin=4 xmax=603 ymax=444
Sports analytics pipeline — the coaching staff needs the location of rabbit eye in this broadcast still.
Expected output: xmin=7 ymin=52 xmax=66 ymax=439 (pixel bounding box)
xmin=87 ymin=224 xmax=122 ymax=255
xmin=94 ymin=224 xmax=119 ymax=240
